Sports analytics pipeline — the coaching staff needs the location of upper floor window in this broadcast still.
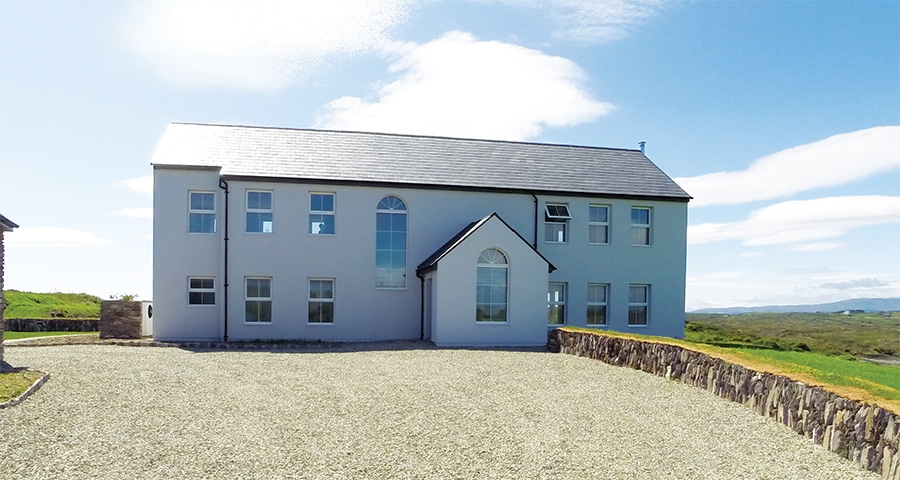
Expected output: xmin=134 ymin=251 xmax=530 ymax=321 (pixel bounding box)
xmin=246 ymin=191 xmax=273 ymax=233
xmin=309 ymin=193 xmax=335 ymax=235
xmin=547 ymin=282 xmax=567 ymax=325
xmin=189 ymin=192 xmax=215 ymax=233
xmin=544 ymin=203 xmax=571 ymax=243
xmin=188 ymin=277 xmax=215 ymax=306
xmin=476 ymin=248 xmax=508 ymax=322
xmin=586 ymin=283 xmax=608 ymax=326
xmin=588 ymin=205 xmax=609 ymax=244
xmin=628 ymin=284 xmax=650 ymax=326
xmin=631 ymin=207 xmax=651 ymax=246
xmin=308 ymin=278 xmax=335 ymax=323
xmin=376 ymin=196 xmax=407 ymax=288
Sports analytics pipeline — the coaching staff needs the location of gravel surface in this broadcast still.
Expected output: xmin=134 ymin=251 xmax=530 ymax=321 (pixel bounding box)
xmin=0 ymin=344 xmax=878 ymax=479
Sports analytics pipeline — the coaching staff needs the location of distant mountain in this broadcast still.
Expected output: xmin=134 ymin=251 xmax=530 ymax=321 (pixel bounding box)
xmin=690 ymin=298 xmax=900 ymax=314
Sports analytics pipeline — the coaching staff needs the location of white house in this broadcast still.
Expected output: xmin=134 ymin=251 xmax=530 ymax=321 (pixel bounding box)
xmin=151 ymin=123 xmax=691 ymax=347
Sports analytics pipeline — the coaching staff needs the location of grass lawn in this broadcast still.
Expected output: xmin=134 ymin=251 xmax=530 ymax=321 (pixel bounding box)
xmin=3 ymin=331 xmax=99 ymax=341
xmin=0 ymin=369 xmax=43 ymax=403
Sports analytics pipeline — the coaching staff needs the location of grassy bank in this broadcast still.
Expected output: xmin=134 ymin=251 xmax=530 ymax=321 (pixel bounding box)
xmin=4 ymin=290 xmax=101 ymax=319
xmin=4 ymin=331 xmax=99 ymax=341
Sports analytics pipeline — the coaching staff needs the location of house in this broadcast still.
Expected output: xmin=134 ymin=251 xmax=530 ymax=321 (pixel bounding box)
xmin=1 ymin=213 xmax=19 ymax=370
xmin=151 ymin=123 xmax=691 ymax=347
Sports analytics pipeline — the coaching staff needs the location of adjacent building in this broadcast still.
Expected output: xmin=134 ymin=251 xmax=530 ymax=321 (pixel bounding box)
xmin=1 ymin=213 xmax=19 ymax=370
xmin=151 ymin=123 xmax=690 ymax=346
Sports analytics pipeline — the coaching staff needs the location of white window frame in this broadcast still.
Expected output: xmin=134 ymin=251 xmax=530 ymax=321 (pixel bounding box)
xmin=187 ymin=277 xmax=215 ymax=306
xmin=630 ymin=207 xmax=652 ymax=246
xmin=588 ymin=205 xmax=610 ymax=245
xmin=309 ymin=192 xmax=335 ymax=235
xmin=475 ymin=248 xmax=508 ymax=323
xmin=308 ymin=278 xmax=335 ymax=324
xmin=628 ymin=284 xmax=650 ymax=326
xmin=544 ymin=203 xmax=571 ymax=244
xmin=245 ymin=277 xmax=272 ymax=324
xmin=548 ymin=282 xmax=567 ymax=326
xmin=246 ymin=190 xmax=273 ymax=234
xmin=375 ymin=195 xmax=408 ymax=289
xmin=586 ymin=283 xmax=608 ymax=326
xmin=188 ymin=191 xmax=216 ymax=234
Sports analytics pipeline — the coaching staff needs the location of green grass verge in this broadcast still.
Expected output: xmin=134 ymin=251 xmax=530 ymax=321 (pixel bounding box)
xmin=0 ymin=370 xmax=43 ymax=403
xmin=727 ymin=348 xmax=900 ymax=402
xmin=4 ymin=290 xmax=102 ymax=318
xmin=3 ymin=331 xmax=99 ymax=340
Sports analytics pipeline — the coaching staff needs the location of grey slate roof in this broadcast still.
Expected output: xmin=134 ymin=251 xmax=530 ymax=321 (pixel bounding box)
xmin=0 ymin=213 xmax=18 ymax=232
xmin=416 ymin=213 xmax=555 ymax=274
xmin=151 ymin=123 xmax=691 ymax=200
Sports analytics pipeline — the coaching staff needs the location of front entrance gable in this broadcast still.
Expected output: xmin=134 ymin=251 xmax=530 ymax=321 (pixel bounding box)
xmin=417 ymin=213 xmax=553 ymax=347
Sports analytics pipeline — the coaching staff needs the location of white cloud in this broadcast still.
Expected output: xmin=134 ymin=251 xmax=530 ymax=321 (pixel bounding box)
xmin=5 ymin=227 xmax=110 ymax=247
xmin=820 ymin=278 xmax=888 ymax=290
xmin=113 ymin=208 xmax=154 ymax=219
xmin=115 ymin=175 xmax=153 ymax=195
xmin=123 ymin=0 xmax=414 ymax=90
xmin=316 ymin=31 xmax=613 ymax=140
xmin=688 ymin=195 xmax=900 ymax=246
xmin=489 ymin=0 xmax=668 ymax=42
xmin=675 ymin=126 xmax=900 ymax=207
xmin=790 ymin=242 xmax=843 ymax=252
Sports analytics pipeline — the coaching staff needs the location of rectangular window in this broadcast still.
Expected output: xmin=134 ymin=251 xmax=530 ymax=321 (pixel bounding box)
xmin=586 ymin=284 xmax=608 ymax=326
xmin=588 ymin=205 xmax=609 ymax=244
xmin=189 ymin=192 xmax=215 ymax=233
xmin=631 ymin=207 xmax=651 ymax=246
xmin=309 ymin=193 xmax=335 ymax=235
xmin=246 ymin=191 xmax=273 ymax=233
xmin=308 ymin=279 xmax=334 ymax=324
xmin=544 ymin=203 xmax=571 ymax=243
xmin=628 ymin=285 xmax=649 ymax=326
xmin=188 ymin=277 xmax=215 ymax=306
xmin=245 ymin=277 xmax=272 ymax=323
xmin=547 ymin=283 xmax=567 ymax=325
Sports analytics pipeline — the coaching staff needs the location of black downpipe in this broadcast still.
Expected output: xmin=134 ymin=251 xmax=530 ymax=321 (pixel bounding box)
xmin=531 ymin=193 xmax=539 ymax=247
xmin=218 ymin=178 xmax=229 ymax=342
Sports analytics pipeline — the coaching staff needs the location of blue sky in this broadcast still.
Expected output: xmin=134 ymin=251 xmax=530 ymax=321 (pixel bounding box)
xmin=1 ymin=0 xmax=897 ymax=310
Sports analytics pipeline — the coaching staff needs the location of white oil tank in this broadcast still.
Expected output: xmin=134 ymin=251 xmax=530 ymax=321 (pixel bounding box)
xmin=141 ymin=301 xmax=153 ymax=337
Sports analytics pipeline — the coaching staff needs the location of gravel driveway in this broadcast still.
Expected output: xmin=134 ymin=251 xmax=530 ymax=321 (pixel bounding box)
xmin=0 ymin=344 xmax=877 ymax=479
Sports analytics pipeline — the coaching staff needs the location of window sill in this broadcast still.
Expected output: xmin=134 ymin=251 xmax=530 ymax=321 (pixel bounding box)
xmin=243 ymin=322 xmax=273 ymax=325
xmin=476 ymin=321 xmax=509 ymax=325
xmin=307 ymin=322 xmax=335 ymax=326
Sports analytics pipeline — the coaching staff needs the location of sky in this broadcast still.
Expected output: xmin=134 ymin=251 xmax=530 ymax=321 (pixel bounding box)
xmin=0 ymin=0 xmax=897 ymax=311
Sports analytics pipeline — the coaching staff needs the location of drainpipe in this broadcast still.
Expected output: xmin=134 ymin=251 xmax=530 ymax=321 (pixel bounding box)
xmin=531 ymin=193 xmax=539 ymax=247
xmin=218 ymin=178 xmax=229 ymax=342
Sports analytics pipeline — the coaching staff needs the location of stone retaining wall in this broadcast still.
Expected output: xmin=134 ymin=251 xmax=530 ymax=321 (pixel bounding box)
xmin=549 ymin=328 xmax=900 ymax=479
xmin=99 ymin=301 xmax=142 ymax=339
xmin=1 ymin=228 xmax=6 ymax=371
xmin=5 ymin=318 xmax=99 ymax=332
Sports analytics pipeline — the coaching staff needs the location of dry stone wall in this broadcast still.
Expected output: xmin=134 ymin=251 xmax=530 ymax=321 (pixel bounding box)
xmin=99 ymin=301 xmax=142 ymax=339
xmin=1 ymin=229 xmax=7 ymax=371
xmin=5 ymin=318 xmax=99 ymax=332
xmin=549 ymin=328 xmax=900 ymax=479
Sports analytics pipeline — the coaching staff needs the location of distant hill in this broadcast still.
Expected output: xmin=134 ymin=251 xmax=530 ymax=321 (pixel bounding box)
xmin=3 ymin=290 xmax=102 ymax=318
xmin=690 ymin=298 xmax=900 ymax=314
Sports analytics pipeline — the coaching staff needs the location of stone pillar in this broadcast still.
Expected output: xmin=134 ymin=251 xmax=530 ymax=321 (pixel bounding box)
xmin=99 ymin=300 xmax=143 ymax=339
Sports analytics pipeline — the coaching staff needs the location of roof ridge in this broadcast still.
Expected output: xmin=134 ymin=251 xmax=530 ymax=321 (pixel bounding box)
xmin=168 ymin=122 xmax=643 ymax=153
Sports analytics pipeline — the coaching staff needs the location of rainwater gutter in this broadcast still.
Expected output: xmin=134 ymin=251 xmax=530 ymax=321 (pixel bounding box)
xmin=218 ymin=178 xmax=229 ymax=342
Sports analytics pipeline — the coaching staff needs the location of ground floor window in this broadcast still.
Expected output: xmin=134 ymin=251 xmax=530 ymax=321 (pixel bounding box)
xmin=308 ymin=278 xmax=335 ymax=323
xmin=548 ymin=283 xmax=566 ymax=325
xmin=188 ymin=277 xmax=215 ymax=306
xmin=476 ymin=248 xmax=508 ymax=322
xmin=628 ymin=284 xmax=649 ymax=326
xmin=245 ymin=277 xmax=272 ymax=323
xmin=586 ymin=283 xmax=608 ymax=325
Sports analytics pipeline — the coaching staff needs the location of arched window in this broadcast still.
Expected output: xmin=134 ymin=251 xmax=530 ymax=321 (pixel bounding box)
xmin=376 ymin=196 xmax=407 ymax=288
xmin=476 ymin=248 xmax=508 ymax=322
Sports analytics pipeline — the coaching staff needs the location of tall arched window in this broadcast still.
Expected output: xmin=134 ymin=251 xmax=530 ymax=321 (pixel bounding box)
xmin=376 ymin=196 xmax=407 ymax=288
xmin=476 ymin=248 xmax=508 ymax=322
